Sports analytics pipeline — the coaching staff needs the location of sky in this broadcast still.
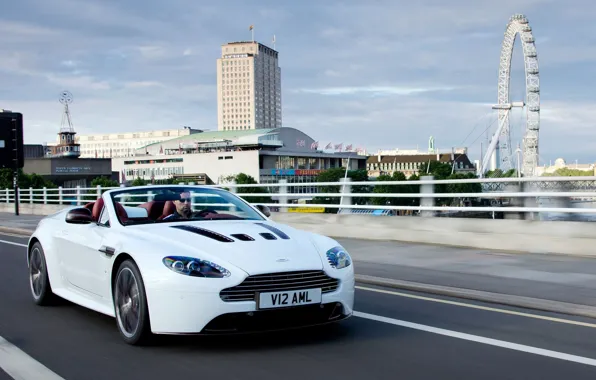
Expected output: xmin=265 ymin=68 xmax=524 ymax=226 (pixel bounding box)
xmin=1 ymin=0 xmax=596 ymax=166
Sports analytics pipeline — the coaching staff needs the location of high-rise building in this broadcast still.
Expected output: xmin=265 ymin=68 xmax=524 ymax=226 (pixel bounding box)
xmin=216 ymin=41 xmax=282 ymax=131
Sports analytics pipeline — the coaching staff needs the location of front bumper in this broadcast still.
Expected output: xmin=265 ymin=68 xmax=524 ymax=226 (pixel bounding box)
xmin=145 ymin=270 xmax=355 ymax=335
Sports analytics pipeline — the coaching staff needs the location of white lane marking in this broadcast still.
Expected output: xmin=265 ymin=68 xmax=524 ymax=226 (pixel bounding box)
xmin=354 ymin=311 xmax=596 ymax=367
xmin=0 ymin=335 xmax=65 ymax=379
xmin=0 ymin=239 xmax=27 ymax=248
xmin=356 ymin=285 xmax=596 ymax=329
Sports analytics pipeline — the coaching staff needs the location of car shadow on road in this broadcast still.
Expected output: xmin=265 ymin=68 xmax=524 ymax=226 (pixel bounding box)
xmin=47 ymin=297 xmax=408 ymax=351
xmin=145 ymin=316 xmax=409 ymax=352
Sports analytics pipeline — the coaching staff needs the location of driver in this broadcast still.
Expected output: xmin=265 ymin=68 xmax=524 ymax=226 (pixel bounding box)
xmin=163 ymin=191 xmax=193 ymax=220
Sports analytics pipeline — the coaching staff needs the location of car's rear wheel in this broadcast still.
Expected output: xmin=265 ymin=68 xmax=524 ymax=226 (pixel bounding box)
xmin=29 ymin=242 xmax=57 ymax=305
xmin=113 ymin=260 xmax=151 ymax=345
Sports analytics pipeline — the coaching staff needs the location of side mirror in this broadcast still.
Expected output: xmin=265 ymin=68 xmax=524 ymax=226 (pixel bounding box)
xmin=65 ymin=207 xmax=93 ymax=224
xmin=256 ymin=204 xmax=271 ymax=217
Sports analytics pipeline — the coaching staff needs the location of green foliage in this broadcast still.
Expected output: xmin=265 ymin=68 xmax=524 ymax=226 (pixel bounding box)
xmin=0 ymin=169 xmax=57 ymax=190
xmin=484 ymin=168 xmax=518 ymax=178
xmin=542 ymin=168 xmax=593 ymax=177
xmin=312 ymin=168 xmax=370 ymax=212
xmin=131 ymin=177 xmax=148 ymax=186
xmin=371 ymin=171 xmax=418 ymax=207
xmin=91 ymin=177 xmax=119 ymax=188
xmin=419 ymin=161 xmax=453 ymax=179
xmin=229 ymin=173 xmax=273 ymax=204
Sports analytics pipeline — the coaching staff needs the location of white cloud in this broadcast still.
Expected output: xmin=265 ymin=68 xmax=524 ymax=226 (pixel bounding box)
xmin=294 ymin=86 xmax=458 ymax=96
xmin=138 ymin=46 xmax=168 ymax=60
xmin=123 ymin=81 xmax=165 ymax=89
xmin=45 ymin=74 xmax=111 ymax=90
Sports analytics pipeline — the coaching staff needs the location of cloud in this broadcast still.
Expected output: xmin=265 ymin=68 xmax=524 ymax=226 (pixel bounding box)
xmin=123 ymin=81 xmax=165 ymax=89
xmin=0 ymin=0 xmax=594 ymax=166
xmin=294 ymin=86 xmax=458 ymax=97
xmin=138 ymin=46 xmax=168 ymax=60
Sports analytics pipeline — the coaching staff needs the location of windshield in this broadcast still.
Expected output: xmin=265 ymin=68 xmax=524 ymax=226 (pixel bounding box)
xmin=108 ymin=186 xmax=265 ymax=226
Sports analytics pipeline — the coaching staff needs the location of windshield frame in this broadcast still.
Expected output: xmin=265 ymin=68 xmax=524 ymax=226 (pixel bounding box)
xmin=107 ymin=185 xmax=266 ymax=226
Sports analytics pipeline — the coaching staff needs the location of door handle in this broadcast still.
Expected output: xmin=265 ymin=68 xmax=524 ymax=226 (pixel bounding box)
xmin=98 ymin=246 xmax=115 ymax=257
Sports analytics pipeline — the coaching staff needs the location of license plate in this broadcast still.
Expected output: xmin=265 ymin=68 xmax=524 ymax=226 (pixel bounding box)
xmin=258 ymin=288 xmax=322 ymax=309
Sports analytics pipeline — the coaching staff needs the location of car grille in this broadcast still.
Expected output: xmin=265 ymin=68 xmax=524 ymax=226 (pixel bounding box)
xmin=220 ymin=270 xmax=340 ymax=302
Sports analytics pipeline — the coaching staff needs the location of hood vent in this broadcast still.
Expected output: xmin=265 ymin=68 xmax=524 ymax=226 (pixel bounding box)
xmin=170 ymin=225 xmax=235 ymax=243
xmin=255 ymin=223 xmax=290 ymax=240
xmin=231 ymin=233 xmax=255 ymax=241
xmin=260 ymin=232 xmax=277 ymax=240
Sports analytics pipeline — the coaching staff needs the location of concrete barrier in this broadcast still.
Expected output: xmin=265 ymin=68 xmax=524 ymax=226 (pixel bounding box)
xmin=2 ymin=202 xmax=595 ymax=257
xmin=269 ymin=213 xmax=596 ymax=257
xmin=0 ymin=203 xmax=66 ymax=215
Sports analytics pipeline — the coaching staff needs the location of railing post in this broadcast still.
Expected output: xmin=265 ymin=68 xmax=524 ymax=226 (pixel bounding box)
xmin=5 ymin=188 xmax=8 ymax=203
xmin=76 ymin=186 xmax=81 ymax=206
xmin=96 ymin=185 xmax=101 ymax=199
xmin=278 ymin=179 xmax=288 ymax=213
xmin=339 ymin=178 xmax=352 ymax=214
xmin=420 ymin=175 xmax=434 ymax=217
xmin=228 ymin=180 xmax=237 ymax=194
xmin=43 ymin=187 xmax=47 ymax=204
xmin=522 ymin=181 xmax=537 ymax=221
xmin=29 ymin=187 xmax=33 ymax=204
xmin=58 ymin=186 xmax=63 ymax=205
xmin=504 ymin=181 xmax=522 ymax=220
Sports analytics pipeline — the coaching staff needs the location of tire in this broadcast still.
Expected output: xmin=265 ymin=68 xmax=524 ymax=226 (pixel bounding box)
xmin=113 ymin=260 xmax=152 ymax=345
xmin=28 ymin=242 xmax=57 ymax=306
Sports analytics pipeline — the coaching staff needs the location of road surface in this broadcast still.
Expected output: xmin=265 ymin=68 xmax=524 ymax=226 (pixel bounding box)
xmin=2 ymin=233 xmax=596 ymax=379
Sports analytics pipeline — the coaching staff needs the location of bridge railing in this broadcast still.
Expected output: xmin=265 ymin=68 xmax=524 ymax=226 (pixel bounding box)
xmin=2 ymin=175 xmax=596 ymax=219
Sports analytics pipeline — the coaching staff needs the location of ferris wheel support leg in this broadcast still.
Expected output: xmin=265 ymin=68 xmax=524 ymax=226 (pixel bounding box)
xmin=480 ymin=109 xmax=510 ymax=176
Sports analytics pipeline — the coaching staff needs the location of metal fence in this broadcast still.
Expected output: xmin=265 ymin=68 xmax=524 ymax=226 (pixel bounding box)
xmin=2 ymin=175 xmax=596 ymax=219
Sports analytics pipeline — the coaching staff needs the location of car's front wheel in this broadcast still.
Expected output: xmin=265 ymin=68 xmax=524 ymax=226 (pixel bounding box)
xmin=28 ymin=242 xmax=57 ymax=305
xmin=113 ymin=259 xmax=151 ymax=345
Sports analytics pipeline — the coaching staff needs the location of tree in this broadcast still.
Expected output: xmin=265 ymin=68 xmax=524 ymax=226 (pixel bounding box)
xmin=312 ymin=167 xmax=369 ymax=212
xmin=0 ymin=169 xmax=56 ymax=190
xmin=91 ymin=177 xmax=119 ymax=189
xmin=371 ymin=171 xmax=409 ymax=207
xmin=542 ymin=168 xmax=593 ymax=177
xmin=484 ymin=168 xmax=517 ymax=178
xmin=229 ymin=173 xmax=273 ymax=204
xmin=131 ymin=177 xmax=148 ymax=186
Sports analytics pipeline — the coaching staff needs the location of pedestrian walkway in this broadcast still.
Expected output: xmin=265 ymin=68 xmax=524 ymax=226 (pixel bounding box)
xmin=0 ymin=213 xmax=43 ymax=232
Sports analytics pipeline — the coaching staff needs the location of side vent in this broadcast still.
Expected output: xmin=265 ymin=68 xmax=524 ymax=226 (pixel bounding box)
xmin=255 ymin=223 xmax=290 ymax=240
xmin=170 ymin=225 xmax=234 ymax=243
xmin=231 ymin=233 xmax=255 ymax=241
xmin=260 ymin=232 xmax=277 ymax=240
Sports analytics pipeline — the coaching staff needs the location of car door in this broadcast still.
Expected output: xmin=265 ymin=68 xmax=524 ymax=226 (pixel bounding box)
xmin=58 ymin=205 xmax=111 ymax=299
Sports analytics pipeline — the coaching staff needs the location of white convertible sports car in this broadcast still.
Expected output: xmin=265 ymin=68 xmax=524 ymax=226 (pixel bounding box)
xmin=27 ymin=185 xmax=355 ymax=345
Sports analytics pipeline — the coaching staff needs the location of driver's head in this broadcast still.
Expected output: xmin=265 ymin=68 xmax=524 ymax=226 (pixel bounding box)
xmin=175 ymin=191 xmax=192 ymax=216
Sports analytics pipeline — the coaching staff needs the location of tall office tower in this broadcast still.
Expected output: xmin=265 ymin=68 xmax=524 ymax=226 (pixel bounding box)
xmin=217 ymin=41 xmax=282 ymax=131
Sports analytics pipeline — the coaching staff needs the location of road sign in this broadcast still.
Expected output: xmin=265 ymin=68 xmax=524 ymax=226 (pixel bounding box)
xmin=0 ymin=112 xmax=24 ymax=169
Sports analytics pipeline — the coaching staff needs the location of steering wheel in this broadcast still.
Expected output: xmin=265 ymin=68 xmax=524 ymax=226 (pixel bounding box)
xmin=195 ymin=209 xmax=219 ymax=217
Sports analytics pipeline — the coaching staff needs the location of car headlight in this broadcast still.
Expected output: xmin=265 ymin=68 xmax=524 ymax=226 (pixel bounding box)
xmin=326 ymin=246 xmax=351 ymax=269
xmin=162 ymin=256 xmax=231 ymax=278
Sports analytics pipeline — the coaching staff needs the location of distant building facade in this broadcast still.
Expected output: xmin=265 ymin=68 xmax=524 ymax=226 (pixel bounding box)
xmin=535 ymin=158 xmax=596 ymax=176
xmin=111 ymin=127 xmax=365 ymax=194
xmin=367 ymin=152 xmax=476 ymax=178
xmin=46 ymin=127 xmax=202 ymax=159
xmin=217 ymin=41 xmax=282 ymax=131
